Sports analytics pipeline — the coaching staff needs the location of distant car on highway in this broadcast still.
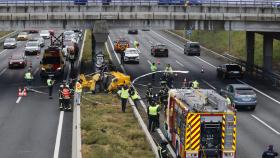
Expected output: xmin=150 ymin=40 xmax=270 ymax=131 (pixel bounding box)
xmin=184 ymin=41 xmax=200 ymax=56
xmin=141 ymin=28 xmax=150 ymax=31
xmin=187 ymin=0 xmax=202 ymax=5
xmin=220 ymin=84 xmax=257 ymax=110
xmin=25 ymin=41 xmax=41 ymax=55
xmin=217 ymin=63 xmax=244 ymax=79
xmin=4 ymin=38 xmax=17 ymax=49
xmin=151 ymin=43 xmax=168 ymax=57
xmin=272 ymin=1 xmax=280 ymax=7
xmin=64 ymin=30 xmax=75 ymax=38
xmin=159 ymin=0 xmax=185 ymax=5
xmin=74 ymin=0 xmax=88 ymax=5
xmin=124 ymin=48 xmax=140 ymax=64
xmin=17 ymin=32 xmax=29 ymax=41
xmin=28 ymin=29 xmax=39 ymax=34
xmin=39 ymin=30 xmax=50 ymax=39
xmin=8 ymin=53 xmax=27 ymax=69
xmin=30 ymin=37 xmax=45 ymax=47
xmin=128 ymin=29 xmax=138 ymax=34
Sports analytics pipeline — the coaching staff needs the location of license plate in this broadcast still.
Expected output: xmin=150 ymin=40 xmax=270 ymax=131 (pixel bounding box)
xmin=242 ymin=98 xmax=251 ymax=101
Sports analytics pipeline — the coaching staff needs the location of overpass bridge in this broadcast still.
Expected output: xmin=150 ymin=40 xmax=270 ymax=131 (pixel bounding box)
xmin=0 ymin=2 xmax=279 ymax=79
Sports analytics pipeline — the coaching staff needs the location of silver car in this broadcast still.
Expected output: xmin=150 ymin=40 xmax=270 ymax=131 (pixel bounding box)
xmin=31 ymin=37 xmax=45 ymax=47
xmin=25 ymin=41 xmax=41 ymax=55
xmin=220 ymin=84 xmax=257 ymax=110
xmin=4 ymin=38 xmax=17 ymax=49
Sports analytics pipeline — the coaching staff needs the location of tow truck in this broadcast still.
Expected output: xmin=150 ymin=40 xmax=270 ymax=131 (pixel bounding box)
xmin=164 ymin=88 xmax=237 ymax=158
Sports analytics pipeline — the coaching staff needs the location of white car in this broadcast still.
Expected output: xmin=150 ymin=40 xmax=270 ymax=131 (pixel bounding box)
xmin=124 ymin=48 xmax=140 ymax=64
xmin=39 ymin=30 xmax=50 ymax=39
xmin=25 ymin=41 xmax=41 ymax=55
xmin=30 ymin=37 xmax=45 ymax=47
xmin=4 ymin=38 xmax=17 ymax=49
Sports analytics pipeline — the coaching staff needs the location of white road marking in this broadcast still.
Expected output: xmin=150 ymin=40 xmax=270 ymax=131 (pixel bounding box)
xmin=0 ymin=68 xmax=7 ymax=76
xmin=108 ymin=36 xmax=126 ymax=73
xmin=147 ymin=60 xmax=152 ymax=65
xmin=53 ymin=111 xmax=64 ymax=158
xmin=16 ymin=96 xmax=22 ymax=104
xmin=202 ymin=79 xmax=216 ymax=90
xmin=33 ymin=67 xmax=40 ymax=76
xmin=175 ymin=60 xmax=184 ymax=67
xmin=0 ymin=49 xmax=7 ymax=55
xmin=251 ymin=114 xmax=280 ymax=135
xmin=237 ymin=79 xmax=280 ymax=105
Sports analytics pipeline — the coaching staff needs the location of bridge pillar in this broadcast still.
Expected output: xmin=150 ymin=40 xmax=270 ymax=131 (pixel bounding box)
xmin=246 ymin=31 xmax=255 ymax=72
xmin=263 ymin=33 xmax=273 ymax=73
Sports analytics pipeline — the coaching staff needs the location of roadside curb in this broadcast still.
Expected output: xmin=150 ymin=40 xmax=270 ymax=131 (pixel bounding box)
xmin=72 ymin=30 xmax=87 ymax=158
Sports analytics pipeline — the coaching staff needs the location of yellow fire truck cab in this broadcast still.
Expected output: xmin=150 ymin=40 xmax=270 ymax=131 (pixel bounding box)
xmin=164 ymin=89 xmax=236 ymax=158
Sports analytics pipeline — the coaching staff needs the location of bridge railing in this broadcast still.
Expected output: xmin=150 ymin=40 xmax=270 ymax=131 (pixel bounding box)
xmin=224 ymin=53 xmax=280 ymax=87
xmin=0 ymin=0 xmax=279 ymax=8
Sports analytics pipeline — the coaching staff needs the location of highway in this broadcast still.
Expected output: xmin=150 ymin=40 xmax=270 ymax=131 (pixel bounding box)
xmin=107 ymin=29 xmax=280 ymax=158
xmin=0 ymin=32 xmax=74 ymax=158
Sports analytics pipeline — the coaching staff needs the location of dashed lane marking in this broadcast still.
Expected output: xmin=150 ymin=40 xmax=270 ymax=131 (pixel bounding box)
xmin=175 ymin=60 xmax=184 ymax=67
xmin=0 ymin=68 xmax=7 ymax=76
xmin=251 ymin=114 xmax=280 ymax=136
xmin=53 ymin=111 xmax=64 ymax=158
xmin=0 ymin=49 xmax=7 ymax=55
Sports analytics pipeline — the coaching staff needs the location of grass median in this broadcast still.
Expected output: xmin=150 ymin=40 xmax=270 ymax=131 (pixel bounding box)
xmin=81 ymin=93 xmax=154 ymax=158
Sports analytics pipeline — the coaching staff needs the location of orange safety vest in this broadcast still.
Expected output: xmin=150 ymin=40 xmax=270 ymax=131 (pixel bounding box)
xmin=62 ymin=88 xmax=70 ymax=99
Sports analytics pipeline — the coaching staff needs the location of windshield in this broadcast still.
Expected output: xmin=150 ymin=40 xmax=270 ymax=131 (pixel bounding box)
xmin=5 ymin=38 xmax=15 ymax=42
xmin=126 ymin=50 xmax=138 ymax=54
xmin=19 ymin=32 xmax=27 ymax=35
xmin=190 ymin=44 xmax=200 ymax=49
xmin=226 ymin=65 xmax=241 ymax=71
xmin=157 ymin=45 xmax=166 ymax=49
xmin=119 ymin=40 xmax=128 ymax=45
xmin=236 ymin=88 xmax=255 ymax=95
xmin=40 ymin=30 xmax=49 ymax=34
xmin=26 ymin=42 xmax=38 ymax=47
xmin=42 ymin=57 xmax=60 ymax=64
xmin=64 ymin=31 xmax=74 ymax=36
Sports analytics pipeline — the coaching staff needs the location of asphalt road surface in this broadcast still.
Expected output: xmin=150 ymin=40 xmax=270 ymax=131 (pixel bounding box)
xmin=0 ymin=31 xmax=74 ymax=158
xmin=107 ymin=29 xmax=280 ymax=158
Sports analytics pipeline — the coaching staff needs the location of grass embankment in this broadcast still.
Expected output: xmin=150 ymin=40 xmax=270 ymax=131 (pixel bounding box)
xmin=81 ymin=29 xmax=93 ymax=73
xmin=172 ymin=30 xmax=280 ymax=67
xmin=81 ymin=94 xmax=154 ymax=158
xmin=0 ymin=32 xmax=11 ymax=38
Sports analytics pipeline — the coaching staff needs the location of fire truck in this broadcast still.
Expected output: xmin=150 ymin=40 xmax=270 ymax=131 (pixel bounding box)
xmin=164 ymin=89 xmax=236 ymax=158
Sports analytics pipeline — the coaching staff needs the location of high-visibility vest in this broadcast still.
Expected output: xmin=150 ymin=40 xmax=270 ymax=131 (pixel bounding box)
xmin=62 ymin=88 xmax=70 ymax=98
xmin=75 ymin=82 xmax=82 ymax=93
xmin=165 ymin=67 xmax=173 ymax=74
xmin=121 ymin=88 xmax=129 ymax=99
xmin=134 ymin=41 xmax=139 ymax=48
xmin=24 ymin=72 xmax=33 ymax=80
xmin=226 ymin=97 xmax=231 ymax=105
xmin=131 ymin=91 xmax=139 ymax=100
xmin=47 ymin=79 xmax=53 ymax=86
xmin=151 ymin=64 xmax=157 ymax=72
xmin=149 ymin=106 xmax=158 ymax=116
xmin=192 ymin=81 xmax=199 ymax=89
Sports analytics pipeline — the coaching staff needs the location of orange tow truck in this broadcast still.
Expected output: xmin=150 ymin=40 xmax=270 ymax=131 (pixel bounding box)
xmin=114 ymin=38 xmax=129 ymax=53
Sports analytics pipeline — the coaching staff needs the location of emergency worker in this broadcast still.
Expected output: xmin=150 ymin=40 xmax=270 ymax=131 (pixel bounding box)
xmin=75 ymin=79 xmax=83 ymax=105
xmin=24 ymin=69 xmax=33 ymax=87
xmin=47 ymin=76 xmax=55 ymax=99
xmin=118 ymin=85 xmax=129 ymax=112
xmin=129 ymin=87 xmax=140 ymax=108
xmin=150 ymin=62 xmax=157 ymax=81
xmin=155 ymin=98 xmax=161 ymax=128
xmin=120 ymin=51 xmax=125 ymax=64
xmin=262 ymin=145 xmax=279 ymax=158
xmin=133 ymin=40 xmax=139 ymax=48
xmin=147 ymin=102 xmax=160 ymax=132
xmin=146 ymin=83 xmax=154 ymax=105
xmin=225 ymin=95 xmax=231 ymax=106
xmin=164 ymin=64 xmax=173 ymax=75
xmin=158 ymin=141 xmax=168 ymax=158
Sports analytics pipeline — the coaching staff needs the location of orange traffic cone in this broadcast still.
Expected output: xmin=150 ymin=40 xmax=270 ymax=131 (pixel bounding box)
xmin=18 ymin=88 xmax=22 ymax=97
xmin=201 ymin=65 xmax=204 ymax=73
xmin=157 ymin=58 xmax=160 ymax=65
xmin=23 ymin=87 xmax=27 ymax=97
xmin=36 ymin=53 xmax=39 ymax=59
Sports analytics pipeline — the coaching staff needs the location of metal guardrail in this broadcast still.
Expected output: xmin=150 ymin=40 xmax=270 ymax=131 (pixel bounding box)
xmin=224 ymin=53 xmax=280 ymax=87
xmin=0 ymin=31 xmax=19 ymax=44
xmin=0 ymin=0 xmax=279 ymax=8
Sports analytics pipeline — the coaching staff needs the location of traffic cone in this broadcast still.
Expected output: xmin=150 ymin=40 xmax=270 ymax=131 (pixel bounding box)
xmin=36 ymin=53 xmax=39 ymax=59
xmin=157 ymin=58 xmax=160 ymax=65
xmin=201 ymin=65 xmax=204 ymax=73
xmin=18 ymin=88 xmax=22 ymax=97
xmin=23 ymin=87 xmax=27 ymax=97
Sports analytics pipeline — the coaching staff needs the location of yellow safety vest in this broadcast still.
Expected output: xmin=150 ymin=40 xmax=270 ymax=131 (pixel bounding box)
xmin=192 ymin=81 xmax=199 ymax=89
xmin=24 ymin=72 xmax=33 ymax=80
xmin=121 ymin=88 xmax=129 ymax=99
xmin=165 ymin=67 xmax=173 ymax=74
xmin=149 ymin=106 xmax=158 ymax=116
xmin=226 ymin=97 xmax=231 ymax=105
xmin=75 ymin=82 xmax=82 ymax=93
xmin=151 ymin=64 xmax=157 ymax=72
xmin=47 ymin=79 xmax=53 ymax=86
xmin=131 ymin=92 xmax=139 ymax=100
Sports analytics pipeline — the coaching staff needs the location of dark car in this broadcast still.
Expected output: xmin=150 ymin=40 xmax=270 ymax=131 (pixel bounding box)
xmin=128 ymin=29 xmax=138 ymax=34
xmin=28 ymin=29 xmax=39 ymax=34
xmin=74 ymin=0 xmax=88 ymax=5
xmin=151 ymin=44 xmax=168 ymax=57
xmin=217 ymin=64 xmax=244 ymax=79
xmin=8 ymin=53 xmax=27 ymax=69
xmin=184 ymin=42 xmax=200 ymax=56
xmin=220 ymin=84 xmax=257 ymax=110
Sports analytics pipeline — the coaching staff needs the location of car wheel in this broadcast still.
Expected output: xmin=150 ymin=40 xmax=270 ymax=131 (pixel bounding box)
xmin=136 ymin=61 xmax=139 ymax=64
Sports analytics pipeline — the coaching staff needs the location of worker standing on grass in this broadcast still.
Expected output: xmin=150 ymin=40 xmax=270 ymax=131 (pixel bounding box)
xmin=129 ymin=87 xmax=140 ymax=109
xmin=47 ymin=76 xmax=55 ymax=99
xmin=147 ymin=101 xmax=160 ymax=132
xmin=150 ymin=62 xmax=157 ymax=81
xmin=75 ymin=79 xmax=83 ymax=105
xmin=118 ymin=85 xmax=129 ymax=112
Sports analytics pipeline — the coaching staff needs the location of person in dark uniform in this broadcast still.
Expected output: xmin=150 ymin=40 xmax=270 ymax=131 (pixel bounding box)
xmin=146 ymin=83 xmax=153 ymax=105
xmin=262 ymin=145 xmax=279 ymax=158
xmin=120 ymin=51 xmax=125 ymax=64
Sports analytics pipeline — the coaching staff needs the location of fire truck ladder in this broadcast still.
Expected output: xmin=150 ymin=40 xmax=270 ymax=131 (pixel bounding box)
xmin=50 ymin=33 xmax=64 ymax=48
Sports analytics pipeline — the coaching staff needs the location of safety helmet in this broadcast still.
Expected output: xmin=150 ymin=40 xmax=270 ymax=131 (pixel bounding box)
xmin=60 ymin=85 xmax=64 ymax=88
xmin=66 ymin=85 xmax=69 ymax=88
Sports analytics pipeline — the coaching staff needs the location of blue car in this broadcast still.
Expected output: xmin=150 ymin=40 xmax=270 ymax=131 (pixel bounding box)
xmin=74 ymin=0 xmax=88 ymax=5
xmin=187 ymin=0 xmax=202 ymax=5
xmin=220 ymin=84 xmax=257 ymax=111
xmin=158 ymin=0 xmax=185 ymax=5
